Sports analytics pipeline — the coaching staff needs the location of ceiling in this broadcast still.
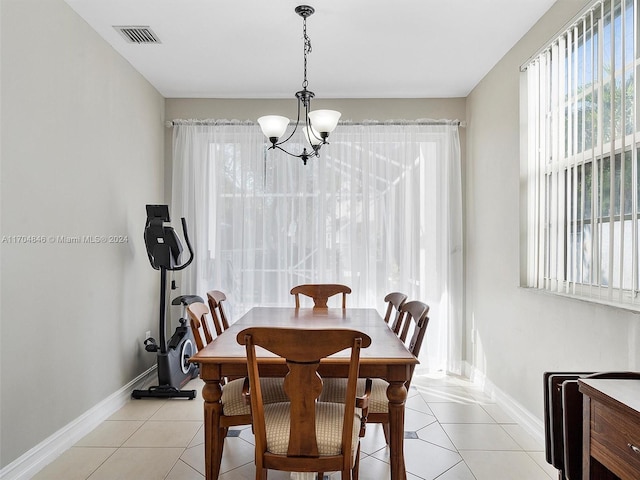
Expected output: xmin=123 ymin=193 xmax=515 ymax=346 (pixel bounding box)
xmin=64 ymin=0 xmax=557 ymax=99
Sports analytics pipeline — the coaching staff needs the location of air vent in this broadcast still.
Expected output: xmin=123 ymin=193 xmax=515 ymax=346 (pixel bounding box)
xmin=114 ymin=26 xmax=160 ymax=44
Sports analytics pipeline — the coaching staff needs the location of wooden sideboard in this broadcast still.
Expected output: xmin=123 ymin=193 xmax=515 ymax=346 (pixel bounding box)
xmin=578 ymin=379 xmax=640 ymax=480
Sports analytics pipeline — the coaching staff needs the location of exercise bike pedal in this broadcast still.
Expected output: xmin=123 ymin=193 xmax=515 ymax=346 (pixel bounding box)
xmin=144 ymin=337 xmax=158 ymax=352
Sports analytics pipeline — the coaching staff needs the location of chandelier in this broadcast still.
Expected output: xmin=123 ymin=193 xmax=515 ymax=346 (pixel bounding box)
xmin=257 ymin=5 xmax=341 ymax=165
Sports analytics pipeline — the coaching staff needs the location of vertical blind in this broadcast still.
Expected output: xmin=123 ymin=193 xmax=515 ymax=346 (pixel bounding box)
xmin=524 ymin=0 xmax=640 ymax=308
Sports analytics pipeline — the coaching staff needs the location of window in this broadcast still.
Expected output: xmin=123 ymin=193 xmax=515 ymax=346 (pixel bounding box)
xmin=524 ymin=0 xmax=640 ymax=308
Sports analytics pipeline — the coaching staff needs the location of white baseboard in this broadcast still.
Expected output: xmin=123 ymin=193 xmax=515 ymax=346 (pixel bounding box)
xmin=463 ymin=362 xmax=545 ymax=445
xmin=0 ymin=366 xmax=156 ymax=480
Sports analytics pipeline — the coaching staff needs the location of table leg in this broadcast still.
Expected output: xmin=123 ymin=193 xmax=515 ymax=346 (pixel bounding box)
xmin=202 ymin=380 xmax=224 ymax=480
xmin=387 ymin=380 xmax=407 ymax=480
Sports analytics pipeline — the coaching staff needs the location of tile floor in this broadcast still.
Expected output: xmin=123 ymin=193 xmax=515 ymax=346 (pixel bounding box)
xmin=32 ymin=374 xmax=559 ymax=480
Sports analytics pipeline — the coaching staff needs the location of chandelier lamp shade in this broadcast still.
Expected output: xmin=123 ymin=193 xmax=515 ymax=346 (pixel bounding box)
xmin=257 ymin=5 xmax=341 ymax=165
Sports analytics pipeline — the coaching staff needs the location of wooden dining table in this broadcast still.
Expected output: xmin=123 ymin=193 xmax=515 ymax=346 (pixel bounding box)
xmin=190 ymin=306 xmax=418 ymax=480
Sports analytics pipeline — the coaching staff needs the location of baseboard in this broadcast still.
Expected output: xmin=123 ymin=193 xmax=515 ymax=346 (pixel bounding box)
xmin=463 ymin=361 xmax=545 ymax=445
xmin=0 ymin=366 xmax=156 ymax=480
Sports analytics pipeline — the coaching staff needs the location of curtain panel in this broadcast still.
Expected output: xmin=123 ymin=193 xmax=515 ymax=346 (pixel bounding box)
xmin=171 ymin=120 xmax=462 ymax=374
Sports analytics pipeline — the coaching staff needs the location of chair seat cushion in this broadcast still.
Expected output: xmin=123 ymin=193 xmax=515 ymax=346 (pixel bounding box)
xmin=263 ymin=401 xmax=361 ymax=460
xmin=319 ymin=378 xmax=390 ymax=414
xmin=222 ymin=377 xmax=288 ymax=416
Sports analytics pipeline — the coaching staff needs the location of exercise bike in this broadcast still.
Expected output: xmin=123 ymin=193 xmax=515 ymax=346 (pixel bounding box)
xmin=132 ymin=205 xmax=200 ymax=400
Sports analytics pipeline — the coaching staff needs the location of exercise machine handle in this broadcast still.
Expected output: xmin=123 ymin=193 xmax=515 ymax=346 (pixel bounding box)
xmin=173 ymin=217 xmax=194 ymax=271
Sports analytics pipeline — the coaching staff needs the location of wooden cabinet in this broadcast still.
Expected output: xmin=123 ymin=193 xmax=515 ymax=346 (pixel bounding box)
xmin=579 ymin=379 xmax=640 ymax=480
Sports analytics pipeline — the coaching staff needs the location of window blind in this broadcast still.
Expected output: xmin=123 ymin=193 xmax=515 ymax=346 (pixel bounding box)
xmin=524 ymin=0 xmax=640 ymax=308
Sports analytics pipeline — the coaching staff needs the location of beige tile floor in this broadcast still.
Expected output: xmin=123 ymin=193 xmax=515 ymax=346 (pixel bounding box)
xmin=32 ymin=374 xmax=559 ymax=480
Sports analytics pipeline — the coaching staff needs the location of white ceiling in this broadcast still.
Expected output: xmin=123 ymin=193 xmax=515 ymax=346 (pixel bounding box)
xmin=64 ymin=0 xmax=556 ymax=99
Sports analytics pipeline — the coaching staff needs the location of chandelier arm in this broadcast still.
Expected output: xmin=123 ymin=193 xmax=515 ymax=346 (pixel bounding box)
xmin=277 ymin=144 xmax=320 ymax=159
xmin=273 ymin=91 xmax=305 ymax=148
xmin=271 ymin=143 xmax=320 ymax=160
xmin=273 ymin=123 xmax=298 ymax=148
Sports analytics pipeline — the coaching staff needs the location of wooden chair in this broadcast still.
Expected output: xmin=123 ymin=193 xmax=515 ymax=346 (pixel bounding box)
xmin=186 ymin=301 xmax=216 ymax=351
xmin=383 ymin=291 xmax=407 ymax=325
xmin=290 ymin=283 xmax=351 ymax=309
xmin=320 ymin=300 xmax=430 ymax=444
xmin=186 ymin=302 xmax=288 ymax=474
xmin=321 ymin=290 xmax=405 ymax=413
xmin=390 ymin=300 xmax=429 ymax=353
xmin=237 ymin=327 xmax=371 ymax=480
xmin=206 ymin=290 xmax=230 ymax=335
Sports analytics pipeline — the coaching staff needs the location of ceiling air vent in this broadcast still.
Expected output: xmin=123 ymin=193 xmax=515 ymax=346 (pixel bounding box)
xmin=114 ymin=26 xmax=160 ymax=44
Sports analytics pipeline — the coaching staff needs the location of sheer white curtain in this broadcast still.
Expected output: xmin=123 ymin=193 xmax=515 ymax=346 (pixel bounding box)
xmin=172 ymin=120 xmax=463 ymax=374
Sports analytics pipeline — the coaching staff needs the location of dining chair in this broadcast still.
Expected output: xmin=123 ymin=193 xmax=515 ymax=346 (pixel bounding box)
xmin=290 ymin=283 xmax=352 ymax=308
xmin=320 ymin=300 xmax=430 ymax=444
xmin=320 ymin=290 xmax=405 ymax=408
xmin=206 ymin=289 xmax=230 ymax=335
xmin=383 ymin=291 xmax=407 ymax=325
xmin=237 ymin=326 xmax=372 ymax=480
xmin=186 ymin=302 xmax=288 ymax=472
xmin=187 ymin=301 xmax=216 ymax=351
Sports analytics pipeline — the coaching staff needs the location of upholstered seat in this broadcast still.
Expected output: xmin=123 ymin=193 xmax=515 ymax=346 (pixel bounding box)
xmin=263 ymin=402 xmax=361 ymax=460
xmin=219 ymin=376 xmax=288 ymax=416
xmin=321 ymin=378 xmax=389 ymax=414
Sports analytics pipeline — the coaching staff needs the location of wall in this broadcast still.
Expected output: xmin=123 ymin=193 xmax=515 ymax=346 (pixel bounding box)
xmin=0 ymin=0 xmax=165 ymax=469
xmin=465 ymin=0 xmax=640 ymax=420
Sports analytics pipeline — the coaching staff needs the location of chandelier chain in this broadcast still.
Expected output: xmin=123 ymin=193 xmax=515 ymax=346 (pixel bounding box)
xmin=302 ymin=15 xmax=311 ymax=89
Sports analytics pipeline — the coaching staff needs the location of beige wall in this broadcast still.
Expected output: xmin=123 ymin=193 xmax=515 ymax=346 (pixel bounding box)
xmin=465 ymin=0 xmax=640 ymax=419
xmin=1 ymin=0 xmax=165 ymax=468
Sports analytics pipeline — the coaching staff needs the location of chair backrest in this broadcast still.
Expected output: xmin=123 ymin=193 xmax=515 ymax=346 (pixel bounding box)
xmin=390 ymin=300 xmax=429 ymax=388
xmin=290 ymin=284 xmax=352 ymax=309
xmin=383 ymin=292 xmax=407 ymax=325
xmin=186 ymin=302 xmax=215 ymax=351
xmin=206 ymin=290 xmax=229 ymax=335
xmin=237 ymin=327 xmax=371 ymax=468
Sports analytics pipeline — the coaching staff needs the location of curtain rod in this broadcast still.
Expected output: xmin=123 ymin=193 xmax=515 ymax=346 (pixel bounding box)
xmin=166 ymin=119 xmax=465 ymax=128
